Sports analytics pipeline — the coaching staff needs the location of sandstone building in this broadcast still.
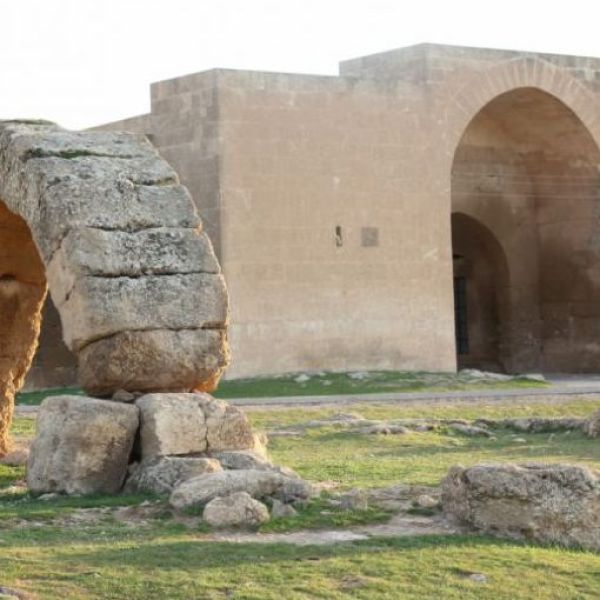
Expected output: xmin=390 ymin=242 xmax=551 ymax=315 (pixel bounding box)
xmin=26 ymin=43 xmax=600 ymax=387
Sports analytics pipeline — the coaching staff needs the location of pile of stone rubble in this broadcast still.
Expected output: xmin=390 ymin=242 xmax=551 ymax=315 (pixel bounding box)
xmin=27 ymin=393 xmax=314 ymax=528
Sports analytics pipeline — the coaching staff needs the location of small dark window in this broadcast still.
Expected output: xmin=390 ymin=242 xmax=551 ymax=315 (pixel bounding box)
xmin=335 ymin=225 xmax=343 ymax=247
xmin=454 ymin=276 xmax=469 ymax=355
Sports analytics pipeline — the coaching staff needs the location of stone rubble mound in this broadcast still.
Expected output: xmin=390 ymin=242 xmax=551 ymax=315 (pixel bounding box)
xmin=27 ymin=393 xmax=311 ymax=526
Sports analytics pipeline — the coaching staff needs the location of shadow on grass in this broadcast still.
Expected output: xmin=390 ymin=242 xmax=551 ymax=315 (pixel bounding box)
xmin=20 ymin=534 xmax=517 ymax=569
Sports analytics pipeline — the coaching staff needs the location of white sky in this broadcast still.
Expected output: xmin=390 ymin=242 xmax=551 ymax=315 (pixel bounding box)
xmin=2 ymin=0 xmax=600 ymax=129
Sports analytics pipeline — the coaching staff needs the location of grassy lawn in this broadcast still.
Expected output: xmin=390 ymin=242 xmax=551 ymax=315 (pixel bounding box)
xmin=214 ymin=370 xmax=546 ymax=399
xmin=251 ymin=398 xmax=600 ymax=489
xmin=1 ymin=529 xmax=599 ymax=599
xmin=3 ymin=397 xmax=600 ymax=598
xmin=15 ymin=370 xmax=546 ymax=405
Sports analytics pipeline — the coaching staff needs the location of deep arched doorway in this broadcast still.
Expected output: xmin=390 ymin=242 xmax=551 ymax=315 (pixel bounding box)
xmin=451 ymin=87 xmax=600 ymax=373
xmin=451 ymin=213 xmax=509 ymax=371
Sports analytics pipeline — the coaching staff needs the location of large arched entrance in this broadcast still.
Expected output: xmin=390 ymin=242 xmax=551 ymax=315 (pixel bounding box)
xmin=451 ymin=87 xmax=600 ymax=373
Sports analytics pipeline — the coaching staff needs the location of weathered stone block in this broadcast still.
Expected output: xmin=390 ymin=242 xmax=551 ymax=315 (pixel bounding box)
xmin=57 ymin=272 xmax=228 ymax=351
xmin=27 ymin=395 xmax=138 ymax=495
xmin=125 ymin=456 xmax=222 ymax=494
xmin=136 ymin=393 xmax=208 ymax=458
xmin=203 ymin=492 xmax=270 ymax=528
xmin=442 ymin=463 xmax=600 ymax=550
xmin=47 ymin=227 xmax=220 ymax=301
xmin=198 ymin=395 xmax=264 ymax=454
xmin=170 ymin=469 xmax=314 ymax=510
xmin=78 ymin=329 xmax=229 ymax=396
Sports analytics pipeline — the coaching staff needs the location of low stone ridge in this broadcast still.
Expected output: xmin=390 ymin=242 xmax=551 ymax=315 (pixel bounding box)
xmin=203 ymin=492 xmax=270 ymax=528
xmin=27 ymin=395 xmax=139 ymax=494
xmin=169 ymin=469 xmax=314 ymax=510
xmin=442 ymin=463 xmax=600 ymax=550
xmin=271 ymin=412 xmax=590 ymax=438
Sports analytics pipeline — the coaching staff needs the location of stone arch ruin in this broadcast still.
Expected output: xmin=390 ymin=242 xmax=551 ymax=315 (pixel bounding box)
xmin=0 ymin=120 xmax=229 ymax=455
xmin=451 ymin=86 xmax=600 ymax=373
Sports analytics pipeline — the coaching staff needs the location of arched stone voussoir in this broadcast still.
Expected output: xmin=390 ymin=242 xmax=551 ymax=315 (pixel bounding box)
xmin=0 ymin=120 xmax=229 ymax=396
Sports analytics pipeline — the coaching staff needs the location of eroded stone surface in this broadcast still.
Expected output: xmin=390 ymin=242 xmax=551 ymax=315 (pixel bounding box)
xmin=170 ymin=469 xmax=314 ymax=510
xmin=136 ymin=394 xmax=208 ymax=458
xmin=198 ymin=395 xmax=265 ymax=454
xmin=125 ymin=456 xmax=222 ymax=494
xmin=203 ymin=492 xmax=270 ymax=528
xmin=78 ymin=329 xmax=229 ymax=396
xmin=442 ymin=463 xmax=600 ymax=550
xmin=135 ymin=393 xmax=265 ymax=460
xmin=27 ymin=395 xmax=139 ymax=494
xmin=57 ymin=273 xmax=228 ymax=351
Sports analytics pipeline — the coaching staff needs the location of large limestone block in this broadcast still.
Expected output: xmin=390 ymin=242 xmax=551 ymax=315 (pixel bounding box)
xmin=27 ymin=395 xmax=139 ymax=495
xmin=135 ymin=393 xmax=261 ymax=459
xmin=57 ymin=272 xmax=228 ymax=351
xmin=203 ymin=492 xmax=270 ymax=528
xmin=136 ymin=393 xmax=208 ymax=458
xmin=48 ymin=227 xmax=220 ymax=300
xmin=78 ymin=329 xmax=229 ymax=396
xmin=170 ymin=469 xmax=314 ymax=510
xmin=442 ymin=463 xmax=600 ymax=550
xmin=37 ymin=181 xmax=201 ymax=261
xmin=125 ymin=456 xmax=222 ymax=494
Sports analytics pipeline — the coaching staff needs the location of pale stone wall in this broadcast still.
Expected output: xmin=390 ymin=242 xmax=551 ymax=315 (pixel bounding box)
xmin=41 ymin=43 xmax=600 ymax=383
xmin=214 ymin=70 xmax=455 ymax=377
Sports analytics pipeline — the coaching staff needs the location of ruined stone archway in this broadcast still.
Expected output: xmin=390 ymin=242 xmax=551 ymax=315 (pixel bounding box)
xmin=0 ymin=121 xmax=229 ymax=454
xmin=451 ymin=87 xmax=600 ymax=372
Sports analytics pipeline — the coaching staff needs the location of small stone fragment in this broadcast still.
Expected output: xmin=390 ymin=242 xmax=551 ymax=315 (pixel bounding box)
xmin=111 ymin=389 xmax=136 ymax=403
xmin=415 ymin=494 xmax=438 ymax=508
xmin=339 ymin=489 xmax=369 ymax=511
xmin=583 ymin=410 xmax=600 ymax=438
xmin=203 ymin=492 xmax=270 ymax=528
xmin=271 ymin=498 xmax=298 ymax=518
xmin=170 ymin=469 xmax=314 ymax=510
xmin=449 ymin=424 xmax=492 ymax=437
xmin=0 ymin=449 xmax=28 ymax=467
xmin=125 ymin=456 xmax=222 ymax=494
